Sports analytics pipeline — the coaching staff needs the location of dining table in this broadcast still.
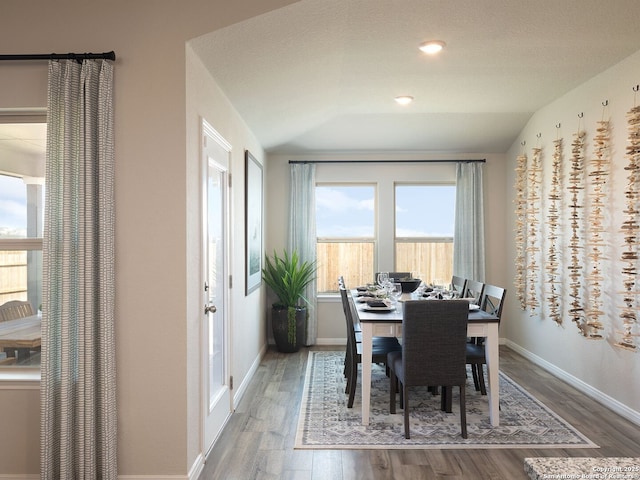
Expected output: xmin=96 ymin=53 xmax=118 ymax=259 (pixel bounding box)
xmin=0 ymin=314 xmax=41 ymax=361
xmin=352 ymin=291 xmax=501 ymax=427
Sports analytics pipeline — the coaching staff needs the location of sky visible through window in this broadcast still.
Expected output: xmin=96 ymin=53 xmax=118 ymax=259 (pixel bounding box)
xmin=0 ymin=175 xmax=27 ymax=236
xmin=396 ymin=185 xmax=455 ymax=237
xmin=316 ymin=185 xmax=375 ymax=237
xmin=316 ymin=184 xmax=455 ymax=238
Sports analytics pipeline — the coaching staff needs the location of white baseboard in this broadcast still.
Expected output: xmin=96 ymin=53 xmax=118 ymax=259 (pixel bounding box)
xmin=505 ymin=339 xmax=640 ymax=426
xmin=118 ymin=476 xmax=189 ymax=480
xmin=188 ymin=452 xmax=204 ymax=480
xmin=233 ymin=343 xmax=267 ymax=410
xmin=315 ymin=337 xmax=346 ymax=345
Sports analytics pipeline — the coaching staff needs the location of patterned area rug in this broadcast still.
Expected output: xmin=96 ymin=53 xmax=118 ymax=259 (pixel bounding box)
xmin=295 ymin=351 xmax=598 ymax=450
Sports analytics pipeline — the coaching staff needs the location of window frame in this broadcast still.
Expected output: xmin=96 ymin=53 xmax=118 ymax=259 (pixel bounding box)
xmin=0 ymin=113 xmax=46 ymax=381
xmin=315 ymin=183 xmax=377 ymax=293
xmin=393 ymin=182 xmax=456 ymax=285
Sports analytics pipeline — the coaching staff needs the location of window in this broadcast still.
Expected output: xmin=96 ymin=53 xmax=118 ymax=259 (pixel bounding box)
xmin=0 ymin=121 xmax=46 ymax=368
xmin=395 ymin=184 xmax=455 ymax=286
xmin=316 ymin=184 xmax=375 ymax=292
xmin=314 ymin=163 xmax=457 ymax=294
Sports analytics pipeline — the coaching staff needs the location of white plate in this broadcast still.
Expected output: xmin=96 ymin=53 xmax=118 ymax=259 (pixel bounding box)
xmin=469 ymin=304 xmax=480 ymax=311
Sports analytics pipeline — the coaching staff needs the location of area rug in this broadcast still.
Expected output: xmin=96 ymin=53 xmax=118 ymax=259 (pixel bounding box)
xmin=294 ymin=351 xmax=598 ymax=450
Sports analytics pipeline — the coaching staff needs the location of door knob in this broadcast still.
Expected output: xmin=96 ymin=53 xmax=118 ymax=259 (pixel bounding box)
xmin=204 ymin=304 xmax=217 ymax=314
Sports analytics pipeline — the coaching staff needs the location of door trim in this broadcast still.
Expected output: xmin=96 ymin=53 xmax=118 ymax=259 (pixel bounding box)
xmin=200 ymin=117 xmax=233 ymax=456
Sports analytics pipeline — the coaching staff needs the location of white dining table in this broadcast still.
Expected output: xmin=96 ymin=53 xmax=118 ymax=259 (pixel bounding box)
xmin=353 ymin=292 xmax=501 ymax=427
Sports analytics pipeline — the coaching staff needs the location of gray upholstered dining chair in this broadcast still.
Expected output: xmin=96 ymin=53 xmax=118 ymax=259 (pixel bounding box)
xmin=467 ymin=284 xmax=507 ymax=394
xmin=388 ymin=300 xmax=469 ymax=439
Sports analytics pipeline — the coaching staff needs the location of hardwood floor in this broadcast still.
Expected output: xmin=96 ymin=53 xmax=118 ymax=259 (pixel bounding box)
xmin=198 ymin=345 xmax=640 ymax=479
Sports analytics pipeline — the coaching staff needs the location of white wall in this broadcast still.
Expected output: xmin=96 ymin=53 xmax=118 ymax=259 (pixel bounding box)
xmin=0 ymin=0 xmax=296 ymax=477
xmin=265 ymin=152 xmax=508 ymax=343
xmin=503 ymin=49 xmax=640 ymax=422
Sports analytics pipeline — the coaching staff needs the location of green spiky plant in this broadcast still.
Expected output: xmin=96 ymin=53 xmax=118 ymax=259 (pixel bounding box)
xmin=262 ymin=249 xmax=317 ymax=346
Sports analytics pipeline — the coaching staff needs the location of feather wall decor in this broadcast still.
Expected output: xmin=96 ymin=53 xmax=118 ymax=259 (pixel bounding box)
xmin=514 ymin=151 xmax=528 ymax=309
xmin=567 ymin=130 xmax=587 ymax=333
xmin=616 ymin=104 xmax=640 ymax=351
xmin=584 ymin=120 xmax=611 ymax=339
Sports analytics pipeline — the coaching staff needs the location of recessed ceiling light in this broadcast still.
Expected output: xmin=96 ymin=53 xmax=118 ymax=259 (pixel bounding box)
xmin=419 ymin=40 xmax=446 ymax=55
xmin=394 ymin=96 xmax=414 ymax=105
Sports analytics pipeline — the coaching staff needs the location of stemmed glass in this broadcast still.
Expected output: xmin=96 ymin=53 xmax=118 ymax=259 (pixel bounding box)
xmin=390 ymin=283 xmax=402 ymax=303
xmin=377 ymin=272 xmax=389 ymax=290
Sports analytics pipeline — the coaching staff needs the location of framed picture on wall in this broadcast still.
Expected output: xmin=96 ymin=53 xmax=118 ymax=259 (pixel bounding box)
xmin=245 ymin=150 xmax=263 ymax=295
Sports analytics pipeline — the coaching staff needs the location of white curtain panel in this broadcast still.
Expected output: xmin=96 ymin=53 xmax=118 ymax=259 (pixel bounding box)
xmin=453 ymin=162 xmax=486 ymax=282
xmin=288 ymin=163 xmax=317 ymax=345
xmin=41 ymin=59 xmax=116 ymax=480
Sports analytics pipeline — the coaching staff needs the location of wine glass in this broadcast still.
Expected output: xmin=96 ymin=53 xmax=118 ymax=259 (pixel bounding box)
xmin=377 ymin=272 xmax=389 ymax=289
xmin=390 ymin=283 xmax=402 ymax=303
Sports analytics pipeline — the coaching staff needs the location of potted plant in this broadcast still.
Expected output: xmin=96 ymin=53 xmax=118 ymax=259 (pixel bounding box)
xmin=262 ymin=249 xmax=317 ymax=353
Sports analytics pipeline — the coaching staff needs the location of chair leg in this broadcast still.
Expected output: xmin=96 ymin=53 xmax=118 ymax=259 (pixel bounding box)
xmin=471 ymin=364 xmax=481 ymax=391
xmin=459 ymin=384 xmax=468 ymax=439
xmin=347 ymin=359 xmax=358 ymax=408
xmin=403 ymin=386 xmax=410 ymax=439
xmin=344 ymin=348 xmax=352 ymax=394
xmin=477 ymin=364 xmax=487 ymax=395
xmin=389 ymin=368 xmax=397 ymax=414
xmin=440 ymin=386 xmax=453 ymax=413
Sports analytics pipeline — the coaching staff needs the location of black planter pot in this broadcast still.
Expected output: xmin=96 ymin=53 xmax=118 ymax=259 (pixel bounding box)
xmin=271 ymin=305 xmax=307 ymax=353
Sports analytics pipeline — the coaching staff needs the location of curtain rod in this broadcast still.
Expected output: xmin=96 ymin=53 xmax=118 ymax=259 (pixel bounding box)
xmin=288 ymin=159 xmax=485 ymax=164
xmin=0 ymin=51 xmax=116 ymax=62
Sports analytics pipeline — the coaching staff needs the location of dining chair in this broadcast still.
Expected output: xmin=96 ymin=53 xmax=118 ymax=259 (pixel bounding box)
xmin=340 ymin=286 xmax=401 ymax=408
xmin=466 ymin=284 xmax=507 ymax=394
xmin=0 ymin=300 xmax=35 ymax=322
xmin=462 ymin=279 xmax=484 ymax=304
xmin=388 ymin=300 xmax=469 ymax=439
xmin=451 ymin=275 xmax=467 ymax=296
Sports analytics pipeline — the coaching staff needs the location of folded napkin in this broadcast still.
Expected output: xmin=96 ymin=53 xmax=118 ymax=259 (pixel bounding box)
xmin=366 ymin=299 xmax=388 ymax=308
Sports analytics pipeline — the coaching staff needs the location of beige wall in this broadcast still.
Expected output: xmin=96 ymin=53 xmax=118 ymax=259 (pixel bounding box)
xmin=503 ymin=49 xmax=640 ymax=421
xmin=0 ymin=0 xmax=296 ymax=477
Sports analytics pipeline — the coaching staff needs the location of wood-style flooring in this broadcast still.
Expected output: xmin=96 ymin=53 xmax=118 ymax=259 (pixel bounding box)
xmin=198 ymin=345 xmax=640 ymax=479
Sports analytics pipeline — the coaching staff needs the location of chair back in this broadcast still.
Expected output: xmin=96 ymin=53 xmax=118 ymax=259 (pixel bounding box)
xmin=463 ymin=279 xmax=484 ymax=304
xmin=339 ymin=287 xmax=358 ymax=352
xmin=402 ymin=300 xmax=469 ymax=386
xmin=375 ymin=272 xmax=411 ymax=283
xmin=451 ymin=276 xmax=467 ymax=295
xmin=480 ymin=284 xmax=506 ymax=321
xmin=0 ymin=300 xmax=35 ymax=322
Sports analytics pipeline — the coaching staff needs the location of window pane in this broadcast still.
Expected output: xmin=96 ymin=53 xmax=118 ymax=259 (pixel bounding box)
xmin=0 ymin=249 xmax=41 ymax=366
xmin=395 ymin=184 xmax=455 ymax=285
xmin=395 ymin=184 xmax=455 ymax=237
xmin=316 ymin=185 xmax=375 ymax=238
xmin=317 ymin=241 xmax=374 ymax=292
xmin=396 ymin=240 xmax=453 ymax=286
xmin=316 ymin=185 xmax=375 ymax=291
xmin=1 ymin=153 xmax=45 ymax=367
xmin=0 ymin=175 xmax=28 ymax=237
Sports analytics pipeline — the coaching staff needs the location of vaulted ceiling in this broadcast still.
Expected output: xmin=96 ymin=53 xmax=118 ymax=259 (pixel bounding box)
xmin=191 ymin=0 xmax=640 ymax=154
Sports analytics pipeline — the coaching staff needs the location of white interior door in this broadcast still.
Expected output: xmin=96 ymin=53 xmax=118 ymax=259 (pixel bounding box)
xmin=201 ymin=119 xmax=232 ymax=454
